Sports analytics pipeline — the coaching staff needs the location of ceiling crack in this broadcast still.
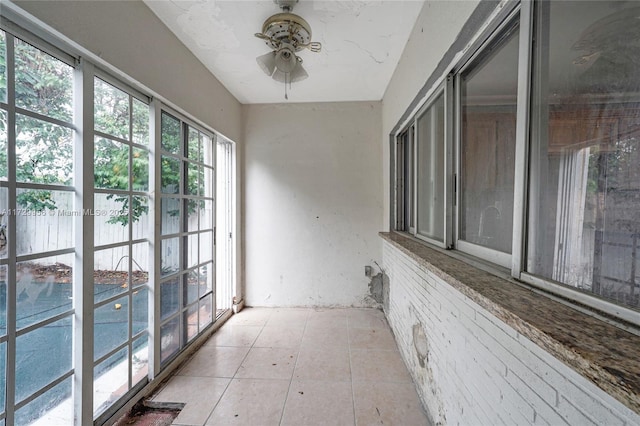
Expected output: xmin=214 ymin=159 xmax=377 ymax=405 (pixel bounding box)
xmin=344 ymin=39 xmax=385 ymax=64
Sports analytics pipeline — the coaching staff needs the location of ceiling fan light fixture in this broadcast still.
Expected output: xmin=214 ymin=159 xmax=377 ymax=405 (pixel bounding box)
xmin=256 ymin=51 xmax=277 ymax=76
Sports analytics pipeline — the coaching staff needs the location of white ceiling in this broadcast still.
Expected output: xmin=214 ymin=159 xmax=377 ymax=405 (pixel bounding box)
xmin=144 ymin=0 xmax=424 ymax=104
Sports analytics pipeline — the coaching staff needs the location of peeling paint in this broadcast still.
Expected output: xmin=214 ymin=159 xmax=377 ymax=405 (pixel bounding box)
xmin=412 ymin=322 xmax=429 ymax=368
xmin=368 ymin=272 xmax=384 ymax=303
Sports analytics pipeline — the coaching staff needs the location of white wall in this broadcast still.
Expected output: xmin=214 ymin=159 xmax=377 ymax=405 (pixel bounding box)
xmin=383 ymin=241 xmax=640 ymax=425
xmin=12 ymin=0 xmax=242 ymax=143
xmin=243 ymin=102 xmax=382 ymax=307
xmin=381 ymin=0 xmax=480 ymax=229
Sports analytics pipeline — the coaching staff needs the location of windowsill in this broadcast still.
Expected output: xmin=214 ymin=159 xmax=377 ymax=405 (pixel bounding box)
xmin=379 ymin=231 xmax=640 ymax=415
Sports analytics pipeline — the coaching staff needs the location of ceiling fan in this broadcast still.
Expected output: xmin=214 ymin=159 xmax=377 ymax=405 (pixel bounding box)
xmin=254 ymin=0 xmax=322 ymax=98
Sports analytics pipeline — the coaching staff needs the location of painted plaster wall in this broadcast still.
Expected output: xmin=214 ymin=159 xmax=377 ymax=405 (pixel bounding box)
xmin=12 ymin=0 xmax=242 ymax=143
xmin=243 ymin=102 xmax=382 ymax=307
xmin=381 ymin=0 xmax=480 ymax=229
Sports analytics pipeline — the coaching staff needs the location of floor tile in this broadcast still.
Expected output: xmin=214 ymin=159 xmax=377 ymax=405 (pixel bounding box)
xmin=203 ymin=325 xmax=263 ymax=348
xmin=253 ymin=326 xmax=304 ymax=348
xmin=293 ymin=347 xmax=351 ymax=381
xmin=350 ymin=349 xmax=412 ymax=382
xmin=301 ymin=326 xmax=349 ymax=349
xmin=266 ymin=309 xmax=310 ymax=327
xmin=205 ymin=378 xmax=289 ymax=425
xmin=225 ymin=308 xmax=272 ymax=326
xmin=349 ymin=327 xmax=397 ymax=350
xmin=235 ymin=347 xmax=298 ymax=380
xmin=348 ymin=309 xmax=388 ymax=329
xmin=353 ymin=381 xmax=430 ymax=426
xmin=306 ymin=314 xmax=349 ymax=329
xmin=178 ymin=346 xmax=249 ymax=378
xmin=281 ymin=380 xmax=354 ymax=426
xmin=152 ymin=376 xmax=229 ymax=425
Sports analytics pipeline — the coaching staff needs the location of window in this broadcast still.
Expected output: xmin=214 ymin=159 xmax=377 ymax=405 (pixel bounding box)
xmin=526 ymin=1 xmax=640 ymax=310
xmin=159 ymin=111 xmax=215 ymax=364
xmin=392 ymin=1 xmax=639 ymax=323
xmin=0 ymin=17 xmax=235 ymax=423
xmin=458 ymin=19 xmax=519 ymax=265
xmin=92 ymin=77 xmax=150 ymax=417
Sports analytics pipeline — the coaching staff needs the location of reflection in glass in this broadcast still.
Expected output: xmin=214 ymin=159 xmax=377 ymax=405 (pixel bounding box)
xmin=16 ymin=316 xmax=72 ymax=403
xmin=93 ymin=346 xmax=128 ymax=417
xmin=161 ymin=198 xmax=180 ymax=235
xmin=16 ymin=114 xmax=73 ymax=186
xmin=199 ymin=294 xmax=213 ymax=331
xmin=131 ymin=195 xmax=149 ymax=240
xmin=94 ymin=78 xmax=130 ymax=140
xmin=131 ymin=242 xmax=149 ymax=289
xmin=132 ymin=336 xmax=149 ymax=386
xmin=161 ymin=237 xmax=179 ymax=277
xmin=94 ymin=295 xmax=128 ymax=361
xmin=200 ymin=262 xmax=213 ymax=297
xmin=160 ymin=276 xmax=180 ymax=320
xmin=132 ymin=287 xmax=148 ymax=336
xmin=15 ymin=376 xmax=72 ymax=425
xmin=160 ymin=317 xmax=180 ymax=364
xmin=15 ymin=39 xmax=72 ymax=122
xmin=16 ymin=254 xmax=73 ymax=329
xmin=528 ymin=1 xmax=640 ymax=309
xmin=417 ymin=93 xmax=445 ymax=242
xmin=185 ymin=303 xmax=198 ymax=342
xmin=460 ymin=23 xmax=519 ymax=254
xmin=188 ymin=127 xmax=200 ymax=161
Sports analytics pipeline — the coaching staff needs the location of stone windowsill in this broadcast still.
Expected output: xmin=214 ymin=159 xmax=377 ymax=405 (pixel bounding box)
xmin=379 ymin=231 xmax=640 ymax=415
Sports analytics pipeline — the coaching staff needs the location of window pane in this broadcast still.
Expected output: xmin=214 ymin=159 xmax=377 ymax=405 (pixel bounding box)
xmin=16 ymin=114 xmax=73 ymax=186
xmin=131 ymin=195 xmax=149 ymax=240
xmin=161 ymin=276 xmax=180 ymax=320
xmin=161 ymin=155 xmax=180 ymax=194
xmin=0 ymin=109 xmax=7 ymax=180
xmin=94 ymin=345 xmax=128 ymax=417
xmin=200 ymin=230 xmax=213 ymax=265
xmin=94 ymin=78 xmax=130 ymax=140
xmin=528 ymin=1 xmax=640 ymax=309
xmin=0 ymin=265 xmax=6 ymax=334
xmin=460 ymin=24 xmax=519 ymax=254
xmin=16 ymin=189 xmax=74 ymax=255
xmin=94 ymin=193 xmax=129 ymax=247
xmin=16 ymin=254 xmax=73 ymax=329
xmin=94 ymin=295 xmax=129 ymax=360
xmin=0 ymin=31 xmax=6 ymax=103
xmin=188 ymin=127 xmax=200 ymax=161
xmin=202 ymin=134 xmax=214 ymax=167
xmin=15 ymin=39 xmax=72 ymax=122
xmin=132 ymin=98 xmax=149 ymax=146
xmin=0 ymin=188 xmax=7 ymax=258
xmin=160 ymin=316 xmax=180 ymax=364
xmin=199 ymin=262 xmax=213 ymax=297
xmin=0 ymin=342 xmax=5 ymax=413
xmin=94 ymin=246 xmax=129 ymax=303
xmin=132 ymin=335 xmax=149 ymax=385
xmin=132 ymin=242 xmax=149 ymax=288
xmin=161 ymin=237 xmax=179 ymax=277
xmin=15 ymin=375 xmax=71 ymax=426
xmin=94 ymin=137 xmax=129 ymax=190
xmin=416 ymin=93 xmax=445 ymax=241
xmin=161 ymin=112 xmax=181 ymax=154
xmin=15 ymin=316 xmax=72 ymax=403
xmin=185 ymin=303 xmax=198 ymax=342
xmin=132 ymin=147 xmax=149 ymax=191
xmin=187 ymin=233 xmax=198 ymax=269
xmin=199 ymin=294 xmax=213 ymax=330
xmin=132 ymin=286 xmax=148 ymax=336
xmin=161 ymin=197 xmax=180 ymax=235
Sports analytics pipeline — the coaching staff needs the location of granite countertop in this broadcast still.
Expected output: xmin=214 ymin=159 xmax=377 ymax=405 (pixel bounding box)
xmin=380 ymin=232 xmax=640 ymax=415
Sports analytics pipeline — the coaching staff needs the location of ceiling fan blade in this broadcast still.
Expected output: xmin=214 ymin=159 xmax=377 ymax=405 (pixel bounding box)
xmin=256 ymin=51 xmax=277 ymax=76
xmin=289 ymin=62 xmax=308 ymax=82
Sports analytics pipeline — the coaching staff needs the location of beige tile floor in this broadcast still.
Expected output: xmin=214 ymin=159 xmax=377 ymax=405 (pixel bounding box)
xmin=151 ymin=308 xmax=430 ymax=426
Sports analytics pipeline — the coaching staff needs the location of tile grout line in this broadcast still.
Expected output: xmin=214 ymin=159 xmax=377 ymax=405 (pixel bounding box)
xmin=201 ymin=312 xmax=270 ymax=425
xmin=348 ymin=312 xmax=358 ymax=426
xmin=277 ymin=311 xmax=309 ymax=426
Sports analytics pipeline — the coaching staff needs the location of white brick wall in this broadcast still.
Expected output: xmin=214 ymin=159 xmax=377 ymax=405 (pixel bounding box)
xmin=382 ymin=241 xmax=640 ymax=426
